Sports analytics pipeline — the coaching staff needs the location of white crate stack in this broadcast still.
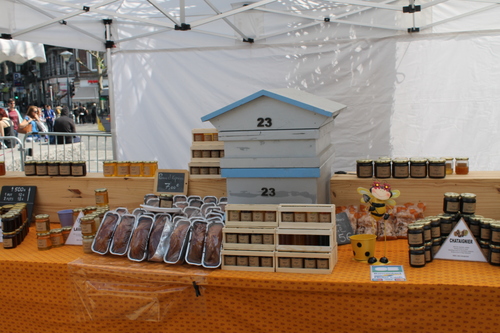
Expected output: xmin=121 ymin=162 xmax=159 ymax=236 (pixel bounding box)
xmin=201 ymin=88 xmax=346 ymax=204
xmin=221 ymin=203 xmax=337 ymax=274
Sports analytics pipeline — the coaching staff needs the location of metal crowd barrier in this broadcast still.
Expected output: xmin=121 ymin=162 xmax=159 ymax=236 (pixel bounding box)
xmin=1 ymin=131 xmax=113 ymax=173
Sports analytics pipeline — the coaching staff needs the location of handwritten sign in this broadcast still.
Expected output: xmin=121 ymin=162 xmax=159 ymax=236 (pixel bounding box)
xmin=0 ymin=186 xmax=37 ymax=224
xmin=153 ymin=169 xmax=189 ymax=195
xmin=335 ymin=212 xmax=354 ymax=245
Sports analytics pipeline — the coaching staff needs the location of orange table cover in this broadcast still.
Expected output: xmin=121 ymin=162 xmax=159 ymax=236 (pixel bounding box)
xmin=1 ymin=227 xmax=499 ymax=333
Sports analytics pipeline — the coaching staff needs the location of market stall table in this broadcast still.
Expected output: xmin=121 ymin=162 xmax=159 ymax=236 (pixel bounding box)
xmin=1 ymin=227 xmax=499 ymax=333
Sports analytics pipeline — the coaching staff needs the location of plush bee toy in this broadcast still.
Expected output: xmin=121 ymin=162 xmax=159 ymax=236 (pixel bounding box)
xmin=357 ymin=181 xmax=400 ymax=264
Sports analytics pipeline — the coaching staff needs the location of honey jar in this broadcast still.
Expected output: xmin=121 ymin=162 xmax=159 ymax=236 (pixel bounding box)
xmin=35 ymin=214 xmax=51 ymax=233
xmin=95 ymin=188 xmax=109 ymax=207
xmin=37 ymin=232 xmax=52 ymax=250
xmin=103 ymin=160 xmax=117 ymax=177
xmin=116 ymin=161 xmax=130 ymax=177
xmin=455 ymin=157 xmax=469 ymax=175
xmin=356 ymin=159 xmax=373 ymax=178
xmin=24 ymin=161 xmax=36 ymax=176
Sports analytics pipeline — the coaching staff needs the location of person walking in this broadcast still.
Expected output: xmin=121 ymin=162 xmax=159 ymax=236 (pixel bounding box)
xmin=6 ymin=98 xmax=22 ymax=136
xmin=43 ymin=105 xmax=56 ymax=132
xmin=53 ymin=106 xmax=76 ymax=144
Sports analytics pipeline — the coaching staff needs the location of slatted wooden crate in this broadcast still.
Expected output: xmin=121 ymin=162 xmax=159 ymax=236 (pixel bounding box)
xmin=275 ymin=248 xmax=337 ymax=274
xmin=278 ymin=204 xmax=335 ymax=229
xmin=223 ymin=227 xmax=276 ymax=251
xmin=221 ymin=250 xmax=275 ymax=272
xmin=225 ymin=204 xmax=278 ymax=228
xmin=275 ymin=228 xmax=335 ymax=253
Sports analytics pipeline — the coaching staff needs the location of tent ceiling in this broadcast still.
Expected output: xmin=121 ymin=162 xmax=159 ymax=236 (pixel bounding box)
xmin=1 ymin=0 xmax=499 ymax=51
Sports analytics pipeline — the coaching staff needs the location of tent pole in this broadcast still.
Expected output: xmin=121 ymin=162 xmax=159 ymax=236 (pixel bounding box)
xmin=104 ymin=19 xmax=117 ymax=160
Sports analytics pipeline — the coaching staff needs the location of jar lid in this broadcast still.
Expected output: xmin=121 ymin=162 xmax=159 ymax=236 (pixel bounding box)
xmin=356 ymin=159 xmax=373 ymax=163
xmin=409 ymin=246 xmax=425 ymax=251
xmin=432 ymin=238 xmax=442 ymax=243
xmin=35 ymin=214 xmax=50 ymax=219
xmin=490 ymin=223 xmax=500 ymax=229
xmin=489 ymin=244 xmax=500 ymax=250
xmin=444 ymin=192 xmax=460 ymax=198
xmin=24 ymin=160 xmax=36 ymax=164
xmin=392 ymin=157 xmax=409 ymax=163
xmin=460 ymin=193 xmax=476 ymax=199
xmin=410 ymin=157 xmax=428 ymax=163
xmin=95 ymin=188 xmax=108 ymax=193
xmin=82 ymin=235 xmax=95 ymax=239
xmin=455 ymin=157 xmax=469 ymax=161
xmin=480 ymin=219 xmax=492 ymax=226
xmin=408 ymin=224 xmax=423 ymax=230
xmin=441 ymin=157 xmax=454 ymax=161
xmin=37 ymin=232 xmax=51 ymax=236
xmin=440 ymin=215 xmax=453 ymax=222
xmin=50 ymin=228 xmax=63 ymax=233
xmin=62 ymin=226 xmax=73 ymax=231
xmin=160 ymin=193 xmax=173 ymax=198
xmin=80 ymin=216 xmax=94 ymax=222
xmin=428 ymin=158 xmax=445 ymax=163
xmin=48 ymin=161 xmax=59 ymax=164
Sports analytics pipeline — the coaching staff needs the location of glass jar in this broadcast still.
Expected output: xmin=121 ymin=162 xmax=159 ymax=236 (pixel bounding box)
xmin=159 ymin=193 xmax=174 ymax=208
xmin=35 ymin=214 xmax=51 ymax=233
xmin=36 ymin=161 xmax=48 ymax=176
xmin=489 ymin=244 xmax=500 ymax=266
xmin=391 ymin=158 xmax=409 ymax=179
xmin=439 ymin=215 xmax=453 ymax=236
xmin=356 ymin=159 xmax=373 ymax=178
xmin=0 ymin=161 xmax=5 ymax=176
xmin=116 ymin=161 xmax=130 ymax=177
xmin=410 ymin=158 xmax=428 ymax=178
xmin=103 ymin=160 xmax=117 ymax=177
xmin=3 ymin=231 xmax=17 ymax=249
xmin=71 ymin=161 xmax=87 ymax=177
xmin=443 ymin=192 xmax=460 ymax=214
xmin=415 ymin=220 xmax=432 ymax=242
xmin=142 ymin=161 xmax=157 ymax=177
xmin=94 ymin=188 xmax=109 ymax=207
xmin=409 ymin=246 xmax=426 ymax=268
xmin=460 ymin=193 xmax=476 ymax=215
xmin=424 ymin=241 xmax=433 ymax=262
xmin=1 ymin=214 xmax=16 ymax=233
xmin=407 ymin=224 xmax=424 ymax=246
xmin=442 ymin=157 xmax=454 ymax=175
xmin=50 ymin=228 xmax=64 ymax=247
xmin=430 ymin=217 xmax=441 ymax=239
xmin=24 ymin=160 xmax=36 ymax=176
xmin=374 ymin=159 xmax=391 ymax=178
xmin=469 ymin=216 xmax=481 ymax=239
xmin=455 ymin=157 xmax=469 ymax=175
xmin=129 ymin=161 xmax=142 ymax=177
xmin=193 ymin=132 xmax=204 ymax=141
xmin=431 ymin=238 xmax=442 ymax=256
xmin=428 ymin=158 xmax=446 ymax=178
xmin=37 ymin=232 xmax=52 ymax=251
xmin=59 ymin=161 xmax=71 ymax=176
xmin=82 ymin=235 xmax=95 ymax=254
xmin=480 ymin=218 xmax=493 ymax=241
xmin=479 ymin=240 xmax=490 ymax=260
xmin=62 ymin=226 xmax=72 ymax=242
xmin=47 ymin=161 xmax=60 ymax=176
xmin=80 ymin=216 xmax=97 ymax=236
xmin=490 ymin=222 xmax=500 ymax=245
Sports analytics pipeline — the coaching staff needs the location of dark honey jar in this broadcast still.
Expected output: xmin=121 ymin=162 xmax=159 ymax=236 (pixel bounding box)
xmin=428 ymin=158 xmax=446 ymax=178
xmin=356 ymin=159 xmax=373 ymax=178
xmin=374 ymin=159 xmax=391 ymax=178
xmin=392 ymin=158 xmax=409 ymax=178
xmin=410 ymin=158 xmax=427 ymax=178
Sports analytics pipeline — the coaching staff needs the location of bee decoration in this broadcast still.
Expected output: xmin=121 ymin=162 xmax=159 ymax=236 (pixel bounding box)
xmin=357 ymin=181 xmax=401 ymax=264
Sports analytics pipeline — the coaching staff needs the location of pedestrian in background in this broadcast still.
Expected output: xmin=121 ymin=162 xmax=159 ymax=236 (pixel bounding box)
xmin=6 ymin=98 xmax=22 ymax=136
xmin=53 ymin=106 xmax=76 ymax=144
xmin=43 ymin=105 xmax=56 ymax=131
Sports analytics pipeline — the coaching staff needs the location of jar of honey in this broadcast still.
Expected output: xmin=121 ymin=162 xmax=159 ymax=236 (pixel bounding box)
xmin=37 ymin=232 xmax=52 ymax=250
xmin=356 ymin=159 xmax=373 ymax=178
xmin=95 ymin=188 xmax=109 ymax=207
xmin=24 ymin=161 xmax=36 ymax=176
xmin=455 ymin=157 xmax=469 ymax=175
xmin=129 ymin=161 xmax=142 ymax=177
xmin=103 ymin=160 xmax=117 ymax=177
xmin=428 ymin=158 xmax=446 ymax=178
xmin=50 ymin=229 xmax=65 ymax=247
xmin=410 ymin=158 xmax=428 ymax=178
xmin=442 ymin=157 xmax=454 ymax=175
xmin=392 ymin=158 xmax=409 ymax=178
xmin=35 ymin=214 xmax=51 ymax=233
xmin=47 ymin=161 xmax=60 ymax=176
xmin=116 ymin=161 xmax=130 ymax=177
xmin=374 ymin=159 xmax=391 ymax=179
xmin=142 ymin=161 xmax=157 ymax=177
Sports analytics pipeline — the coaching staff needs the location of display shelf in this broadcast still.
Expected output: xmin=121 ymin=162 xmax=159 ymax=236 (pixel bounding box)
xmin=275 ymin=228 xmax=334 ymax=253
xmin=275 ymin=249 xmax=337 ymax=274
xmin=221 ymin=250 xmax=275 ymax=272
xmin=223 ymin=227 xmax=276 ymax=251
xmin=278 ymin=203 xmax=335 ymax=229
xmin=225 ymin=204 xmax=278 ymax=228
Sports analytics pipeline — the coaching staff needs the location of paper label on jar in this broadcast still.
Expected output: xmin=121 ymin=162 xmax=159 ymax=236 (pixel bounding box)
xmin=47 ymin=166 xmax=59 ymax=176
xmin=225 ymin=234 xmax=238 ymax=243
xmin=304 ymin=258 xmax=317 ymax=268
xmin=228 ymin=211 xmax=240 ymax=221
xmin=80 ymin=223 xmax=94 ymax=234
xmin=428 ymin=165 xmax=445 ymax=178
xmin=224 ymin=256 xmax=236 ymax=266
xmin=248 ymin=256 xmax=260 ymax=267
xmin=260 ymin=257 xmax=273 ymax=267
xmin=376 ymin=166 xmax=391 ymax=178
xmin=357 ymin=166 xmax=373 ymax=178
xmin=264 ymin=212 xmax=276 ymax=222
xmin=281 ymin=212 xmax=294 ymax=222
xmin=117 ymin=166 xmax=129 ymax=175
xmin=236 ymin=257 xmax=249 ymax=266
xmin=129 ymin=166 xmax=141 ymax=176
xmin=481 ymin=228 xmax=491 ymax=240
xmin=95 ymin=194 xmax=107 ymax=204
xmin=307 ymin=212 xmax=319 ymax=222
xmin=291 ymin=258 xmax=304 ymax=268
xmin=237 ymin=234 xmax=249 ymax=243
xmin=462 ymin=202 xmax=476 ymax=214
xmin=316 ymin=259 xmax=329 ymax=269
xmin=441 ymin=223 xmax=452 ymax=234
xmin=319 ymin=213 xmax=331 ymax=223
xmin=278 ymin=257 xmax=291 ymax=267
xmin=410 ymin=254 xmax=425 ymax=265
xmin=446 ymin=201 xmax=460 ymax=212
xmin=240 ymin=212 xmax=252 ymax=221
xmin=262 ymin=234 xmax=274 ymax=244
xmin=491 ymin=231 xmax=500 ymax=243
xmin=294 ymin=213 xmax=306 ymax=222
xmin=411 ymin=166 xmax=426 ymax=177
xmin=3 ymin=238 xmax=13 ymax=248
xmin=408 ymin=233 xmax=423 ymax=245
xmin=393 ymin=165 xmax=409 ymax=178
xmin=103 ymin=165 xmax=115 ymax=176
xmin=491 ymin=252 xmax=500 ymax=264
xmin=72 ymin=166 xmax=84 ymax=176
xmin=36 ymin=222 xmax=49 ymax=232
xmin=37 ymin=238 xmax=50 ymax=249
xmin=252 ymin=211 xmax=264 ymax=222
xmin=250 ymin=234 xmax=263 ymax=244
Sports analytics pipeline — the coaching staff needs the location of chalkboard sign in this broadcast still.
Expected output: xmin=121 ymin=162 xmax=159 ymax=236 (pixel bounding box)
xmin=0 ymin=186 xmax=37 ymax=224
xmin=154 ymin=169 xmax=189 ymax=195
xmin=335 ymin=212 xmax=354 ymax=245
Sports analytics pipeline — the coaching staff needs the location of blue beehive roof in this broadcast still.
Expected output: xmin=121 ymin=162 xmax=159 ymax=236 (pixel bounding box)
xmin=201 ymin=88 xmax=345 ymax=122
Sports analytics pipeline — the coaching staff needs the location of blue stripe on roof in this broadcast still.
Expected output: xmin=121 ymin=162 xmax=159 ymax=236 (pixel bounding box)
xmin=201 ymin=89 xmax=333 ymax=122
xmin=221 ymin=167 xmax=320 ymax=178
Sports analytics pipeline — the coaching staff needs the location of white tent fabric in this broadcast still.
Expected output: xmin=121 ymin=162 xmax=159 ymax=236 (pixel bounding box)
xmin=1 ymin=0 xmax=500 ymax=172
xmin=0 ymin=39 xmax=46 ymax=64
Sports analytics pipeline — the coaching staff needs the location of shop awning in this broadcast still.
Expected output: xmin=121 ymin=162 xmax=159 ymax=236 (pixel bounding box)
xmin=72 ymin=87 xmax=98 ymax=101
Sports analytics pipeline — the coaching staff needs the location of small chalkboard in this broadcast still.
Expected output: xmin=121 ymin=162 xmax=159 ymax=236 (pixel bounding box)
xmin=0 ymin=186 xmax=37 ymax=224
xmin=154 ymin=169 xmax=189 ymax=195
xmin=335 ymin=212 xmax=354 ymax=245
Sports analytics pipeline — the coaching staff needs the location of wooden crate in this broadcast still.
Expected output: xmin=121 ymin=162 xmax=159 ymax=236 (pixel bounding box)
xmin=223 ymin=227 xmax=276 ymax=251
xmin=225 ymin=204 xmax=278 ymax=228
xmin=275 ymin=228 xmax=335 ymax=253
xmin=190 ymin=142 xmax=224 ymax=160
xmin=278 ymin=203 xmax=335 ymax=229
xmin=275 ymin=249 xmax=337 ymax=274
xmin=192 ymin=128 xmax=220 ymax=142
xmin=221 ymin=250 xmax=275 ymax=272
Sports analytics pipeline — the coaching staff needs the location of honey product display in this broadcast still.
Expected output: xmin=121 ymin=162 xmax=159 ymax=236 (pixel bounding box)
xmin=455 ymin=157 xmax=469 ymax=175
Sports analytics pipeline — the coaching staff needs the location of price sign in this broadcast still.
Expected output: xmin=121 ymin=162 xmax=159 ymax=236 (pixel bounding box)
xmin=335 ymin=212 xmax=354 ymax=245
xmin=0 ymin=186 xmax=37 ymax=224
xmin=153 ymin=169 xmax=189 ymax=195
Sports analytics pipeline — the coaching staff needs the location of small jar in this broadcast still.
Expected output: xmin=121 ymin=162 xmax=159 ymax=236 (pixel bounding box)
xmin=1 ymin=214 xmax=16 ymax=233
xmin=159 ymin=193 xmax=174 ymax=208
xmin=410 ymin=158 xmax=428 ymax=178
xmin=431 ymin=238 xmax=442 ymax=256
xmin=430 ymin=217 xmax=441 ymax=238
xmin=443 ymin=192 xmax=460 ymax=214
xmin=190 ymin=167 xmax=200 ymax=175
xmin=480 ymin=218 xmax=493 ymax=241
xmin=489 ymin=244 xmax=500 ymax=266
xmin=211 ymin=150 xmax=220 ymax=158
xmin=80 ymin=216 xmax=97 ymax=236
xmin=24 ymin=161 xmax=37 ymax=176
xmin=62 ymin=226 xmax=72 ymax=242
xmin=0 ymin=161 xmax=5 ymax=176
xmin=59 ymin=161 xmax=71 ymax=176
xmin=142 ymin=161 xmax=158 ymax=177
xmin=392 ymin=158 xmax=409 ymax=178
xmin=407 ymin=224 xmax=424 ymax=246
xmin=37 ymin=232 xmax=52 ymax=250
xmin=428 ymin=158 xmax=446 ymax=178
xmin=442 ymin=157 xmax=454 ymax=175
xmin=116 ymin=161 xmax=130 ymax=177
xmin=71 ymin=161 xmax=87 ymax=177
xmin=479 ymin=240 xmax=490 ymax=260
xmin=202 ymin=150 xmax=211 ymax=158
xmin=95 ymin=188 xmax=109 ymax=207
xmin=50 ymin=228 xmax=64 ymax=247
xmin=424 ymin=241 xmax=433 ymax=262
xmin=439 ymin=215 xmax=453 ymax=236
xmin=490 ymin=222 xmax=500 ymax=245
xmin=469 ymin=216 xmax=481 ymax=239
xmin=415 ymin=220 xmax=432 ymax=242
xmin=455 ymin=157 xmax=469 ymax=175
xmin=193 ymin=132 xmax=204 ymax=141
xmin=356 ymin=159 xmax=373 ymax=178
xmin=203 ymin=133 xmax=213 ymax=141
xmin=460 ymin=193 xmax=476 ymax=215
xmin=409 ymin=246 xmax=426 ymax=268
xmin=103 ymin=160 xmax=117 ymax=177
xmin=47 ymin=161 xmax=60 ymax=176
xmin=192 ymin=150 xmax=202 ymax=158
xmin=374 ymin=159 xmax=391 ymax=178
xmin=36 ymin=161 xmax=48 ymax=176
xmin=35 ymin=214 xmax=51 ymax=233
xmin=82 ymin=235 xmax=95 ymax=254
xmin=3 ymin=231 xmax=17 ymax=249
xmin=129 ymin=161 xmax=143 ymax=177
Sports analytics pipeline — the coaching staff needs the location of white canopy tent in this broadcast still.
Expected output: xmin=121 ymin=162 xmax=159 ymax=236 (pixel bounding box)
xmin=1 ymin=0 xmax=500 ymax=172
xmin=0 ymin=39 xmax=46 ymax=64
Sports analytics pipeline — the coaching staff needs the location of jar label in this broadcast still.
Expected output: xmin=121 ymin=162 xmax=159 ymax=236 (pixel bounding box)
xmin=192 ymin=150 xmax=202 ymax=158
xmin=491 ymin=231 xmax=500 ymax=243
xmin=240 ymin=212 xmax=252 ymax=221
xmin=237 ymin=234 xmax=249 ymax=243
xmin=59 ymin=165 xmax=71 ymax=175
xmin=357 ymin=166 xmax=373 ymax=178
xmin=37 ymin=238 xmax=50 ymax=249
xmin=431 ymin=226 xmax=441 ymax=238
xmin=129 ymin=166 xmax=141 ymax=176
xmin=317 ymin=259 xmax=329 ymax=269
xmin=428 ymin=165 xmax=445 ymax=178
xmin=470 ymin=224 xmax=480 ymax=236
xmin=117 ymin=166 xmax=129 ymax=175
xmin=423 ymin=229 xmax=432 ymax=241
xmin=103 ymin=165 xmax=115 ymax=176
xmin=294 ymin=213 xmax=306 ymax=222
xmin=81 ymin=223 xmax=94 ymax=234
xmin=481 ymin=228 xmax=491 ymax=240
xmin=411 ymin=166 xmax=426 ymax=177
xmin=263 ymin=234 xmax=274 ymax=244
xmin=491 ymin=251 xmax=500 ymax=264
xmin=481 ymin=247 xmax=490 ymax=259
xmin=228 ymin=211 xmax=240 ymax=221
xmin=36 ymin=222 xmax=49 ymax=232
xmin=82 ymin=240 xmax=93 ymax=253
xmin=143 ymin=166 xmax=151 ymax=176
xmin=425 ymin=249 xmax=432 ymax=262
xmin=95 ymin=194 xmax=107 ymax=204
xmin=51 ymin=236 xmax=62 ymax=246
xmin=432 ymin=245 xmax=441 ymax=256
xmin=462 ymin=202 xmax=476 ymax=214
xmin=252 ymin=211 xmax=264 ymax=222
xmin=202 ymin=150 xmax=211 ymax=158
xmin=446 ymin=201 xmax=460 ymax=212
xmin=376 ymin=166 xmax=391 ymax=178
xmin=440 ymin=223 xmax=452 ymax=234
xmin=159 ymin=200 xmax=173 ymax=208
xmin=307 ymin=212 xmax=319 ymax=222
xmin=225 ymin=234 xmax=238 ymax=243
xmin=261 ymin=257 xmax=273 ymax=267
xmin=281 ymin=212 xmax=294 ymax=222
xmin=248 ymin=256 xmax=260 ymax=267
xmin=251 ymin=234 xmax=263 ymax=244
xmin=47 ymin=165 xmax=59 ymax=176
xmin=408 ymin=233 xmax=424 ymax=245
xmin=393 ymin=165 xmax=409 ymax=178
xmin=410 ymin=254 xmax=426 ymax=265
xmin=224 ymin=256 xmax=236 ymax=266
xmin=319 ymin=213 xmax=331 ymax=223
xmin=264 ymin=212 xmax=276 ymax=222
xmin=36 ymin=165 xmax=48 ymax=175
xmin=25 ymin=165 xmax=36 ymax=175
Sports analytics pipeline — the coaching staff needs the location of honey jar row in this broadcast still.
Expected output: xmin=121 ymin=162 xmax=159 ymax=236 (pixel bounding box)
xmin=103 ymin=160 xmax=157 ymax=177
xmin=1 ymin=203 xmax=29 ymax=250
xmin=24 ymin=160 xmax=87 ymax=176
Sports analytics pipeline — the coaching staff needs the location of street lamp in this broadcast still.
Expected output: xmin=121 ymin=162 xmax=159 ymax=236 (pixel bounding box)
xmin=60 ymin=50 xmax=73 ymax=109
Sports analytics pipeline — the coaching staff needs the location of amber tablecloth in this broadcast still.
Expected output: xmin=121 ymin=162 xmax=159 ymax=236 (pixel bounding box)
xmin=1 ymin=227 xmax=499 ymax=333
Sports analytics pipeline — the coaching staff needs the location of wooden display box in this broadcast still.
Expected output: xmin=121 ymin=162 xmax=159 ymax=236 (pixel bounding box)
xmin=223 ymin=227 xmax=276 ymax=251
xmin=225 ymin=204 xmax=278 ymax=228
xmin=189 ymin=161 xmax=221 ymax=177
xmin=278 ymin=204 xmax=335 ymax=229
xmin=192 ymin=128 xmax=219 ymax=142
xmin=275 ymin=228 xmax=334 ymax=253
xmin=275 ymin=249 xmax=337 ymax=274
xmin=221 ymin=250 xmax=275 ymax=272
